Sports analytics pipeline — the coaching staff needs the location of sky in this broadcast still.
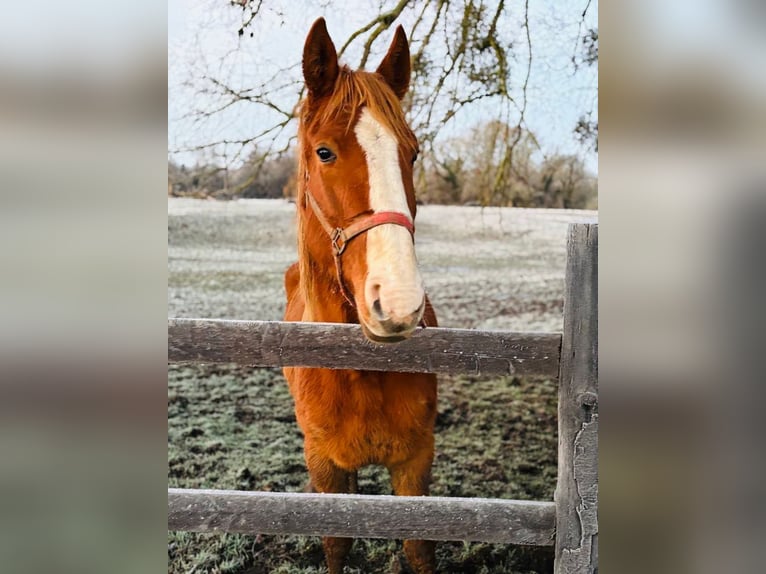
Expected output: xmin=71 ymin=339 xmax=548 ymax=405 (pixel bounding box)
xmin=168 ymin=0 xmax=598 ymax=174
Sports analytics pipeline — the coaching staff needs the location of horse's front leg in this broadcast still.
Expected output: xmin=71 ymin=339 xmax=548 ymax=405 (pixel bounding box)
xmin=304 ymin=446 xmax=356 ymax=574
xmin=388 ymin=448 xmax=436 ymax=574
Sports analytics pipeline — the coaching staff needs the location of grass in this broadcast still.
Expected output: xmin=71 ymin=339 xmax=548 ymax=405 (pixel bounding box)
xmin=168 ymin=365 xmax=557 ymax=573
xmin=167 ymin=198 xmax=586 ymax=572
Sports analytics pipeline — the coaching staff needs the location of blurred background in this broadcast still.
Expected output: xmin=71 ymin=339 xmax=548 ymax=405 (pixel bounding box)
xmin=0 ymin=2 xmax=167 ymax=573
xmin=0 ymin=0 xmax=764 ymax=572
xmin=599 ymin=1 xmax=765 ymax=573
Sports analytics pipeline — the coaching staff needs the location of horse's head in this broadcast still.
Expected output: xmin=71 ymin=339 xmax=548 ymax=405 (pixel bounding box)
xmin=298 ymin=18 xmax=425 ymax=343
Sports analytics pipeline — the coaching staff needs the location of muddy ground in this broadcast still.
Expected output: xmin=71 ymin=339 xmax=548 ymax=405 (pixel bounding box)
xmin=168 ymin=198 xmax=595 ymax=573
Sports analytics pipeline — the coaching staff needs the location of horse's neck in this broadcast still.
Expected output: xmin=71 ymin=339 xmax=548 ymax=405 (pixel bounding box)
xmin=301 ymin=281 xmax=355 ymax=324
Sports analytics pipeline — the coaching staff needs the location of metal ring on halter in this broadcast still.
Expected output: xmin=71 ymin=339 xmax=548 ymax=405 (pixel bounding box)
xmin=331 ymin=228 xmax=348 ymax=255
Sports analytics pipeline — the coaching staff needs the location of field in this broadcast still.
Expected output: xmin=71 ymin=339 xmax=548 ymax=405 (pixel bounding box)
xmin=168 ymin=198 xmax=596 ymax=573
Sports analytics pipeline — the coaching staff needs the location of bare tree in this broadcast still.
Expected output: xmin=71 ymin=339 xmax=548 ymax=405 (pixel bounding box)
xmin=172 ymin=0 xmax=597 ymax=204
xmin=536 ymin=154 xmax=597 ymax=209
xmin=412 ymin=120 xmax=596 ymax=208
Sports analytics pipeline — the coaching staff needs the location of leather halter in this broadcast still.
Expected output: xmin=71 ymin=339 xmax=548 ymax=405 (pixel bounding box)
xmin=305 ymin=189 xmax=415 ymax=308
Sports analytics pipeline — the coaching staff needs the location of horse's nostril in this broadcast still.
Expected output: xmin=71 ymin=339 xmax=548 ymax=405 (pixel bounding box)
xmin=372 ymin=298 xmax=385 ymax=319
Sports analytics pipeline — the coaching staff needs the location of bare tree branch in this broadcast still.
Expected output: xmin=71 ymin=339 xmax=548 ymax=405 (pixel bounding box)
xmin=171 ymin=0 xmax=596 ymax=205
xmin=337 ymin=0 xmax=411 ymax=65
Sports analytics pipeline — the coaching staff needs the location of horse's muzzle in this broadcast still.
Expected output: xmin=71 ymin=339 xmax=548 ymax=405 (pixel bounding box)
xmin=360 ymin=296 xmax=425 ymax=343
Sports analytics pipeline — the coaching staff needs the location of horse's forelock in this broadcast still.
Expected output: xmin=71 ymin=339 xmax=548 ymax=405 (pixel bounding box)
xmin=300 ymin=67 xmax=415 ymax=149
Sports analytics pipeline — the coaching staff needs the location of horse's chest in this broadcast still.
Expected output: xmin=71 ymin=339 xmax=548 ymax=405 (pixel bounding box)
xmin=292 ymin=370 xmax=435 ymax=469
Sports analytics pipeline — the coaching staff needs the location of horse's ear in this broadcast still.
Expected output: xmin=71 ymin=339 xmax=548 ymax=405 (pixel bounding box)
xmin=303 ymin=18 xmax=339 ymax=99
xmin=376 ymin=25 xmax=410 ymax=100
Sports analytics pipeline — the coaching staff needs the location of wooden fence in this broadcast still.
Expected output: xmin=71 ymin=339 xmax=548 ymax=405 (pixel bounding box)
xmin=168 ymin=222 xmax=598 ymax=574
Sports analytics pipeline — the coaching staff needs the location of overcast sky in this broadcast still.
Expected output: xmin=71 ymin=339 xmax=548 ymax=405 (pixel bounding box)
xmin=168 ymin=0 xmax=598 ymax=173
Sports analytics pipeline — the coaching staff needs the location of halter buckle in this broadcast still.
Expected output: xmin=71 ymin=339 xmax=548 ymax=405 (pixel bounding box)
xmin=331 ymin=228 xmax=348 ymax=255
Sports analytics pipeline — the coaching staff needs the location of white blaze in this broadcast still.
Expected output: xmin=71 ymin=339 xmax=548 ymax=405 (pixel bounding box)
xmin=354 ymin=108 xmax=424 ymax=320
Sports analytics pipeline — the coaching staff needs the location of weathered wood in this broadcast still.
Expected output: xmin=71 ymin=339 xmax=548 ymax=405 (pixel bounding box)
xmin=168 ymin=488 xmax=556 ymax=545
xmin=168 ymin=319 xmax=561 ymax=377
xmin=554 ymin=223 xmax=598 ymax=574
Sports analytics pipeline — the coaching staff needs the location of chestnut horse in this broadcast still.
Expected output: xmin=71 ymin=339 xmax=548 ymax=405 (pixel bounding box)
xmin=283 ymin=18 xmax=438 ymax=574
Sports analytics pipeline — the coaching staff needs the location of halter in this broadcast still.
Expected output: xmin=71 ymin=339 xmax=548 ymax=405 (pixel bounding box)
xmin=304 ymin=189 xmax=415 ymax=308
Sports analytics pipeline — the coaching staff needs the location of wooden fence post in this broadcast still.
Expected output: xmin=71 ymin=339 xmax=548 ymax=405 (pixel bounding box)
xmin=554 ymin=223 xmax=598 ymax=574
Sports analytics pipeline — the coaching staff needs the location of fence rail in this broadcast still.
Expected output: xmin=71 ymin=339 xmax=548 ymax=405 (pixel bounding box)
xmin=168 ymin=222 xmax=598 ymax=574
xmin=169 ymin=318 xmax=562 ymax=377
xmin=168 ymin=488 xmax=555 ymax=545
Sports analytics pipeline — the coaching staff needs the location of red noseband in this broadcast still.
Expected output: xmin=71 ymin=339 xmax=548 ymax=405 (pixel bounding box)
xmin=305 ymin=190 xmax=415 ymax=308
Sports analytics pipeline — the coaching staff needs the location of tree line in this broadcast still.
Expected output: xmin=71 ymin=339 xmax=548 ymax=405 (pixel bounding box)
xmin=169 ymin=121 xmax=596 ymax=209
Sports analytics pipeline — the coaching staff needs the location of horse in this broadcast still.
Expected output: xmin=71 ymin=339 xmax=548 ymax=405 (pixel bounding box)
xmin=283 ymin=18 xmax=438 ymax=574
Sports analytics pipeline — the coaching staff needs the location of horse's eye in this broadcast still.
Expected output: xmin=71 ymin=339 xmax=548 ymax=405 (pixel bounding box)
xmin=316 ymin=147 xmax=336 ymax=163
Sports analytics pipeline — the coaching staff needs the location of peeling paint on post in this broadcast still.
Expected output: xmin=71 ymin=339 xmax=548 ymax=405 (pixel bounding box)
xmin=554 ymin=223 xmax=598 ymax=574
